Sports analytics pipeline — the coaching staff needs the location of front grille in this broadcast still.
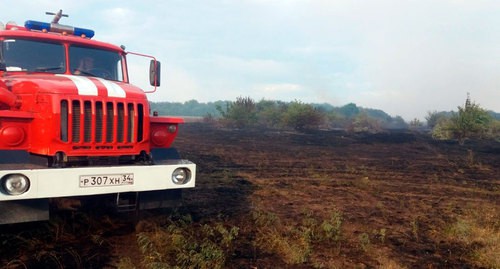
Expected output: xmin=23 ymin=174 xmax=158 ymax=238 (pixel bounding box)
xmin=60 ymin=100 xmax=144 ymax=149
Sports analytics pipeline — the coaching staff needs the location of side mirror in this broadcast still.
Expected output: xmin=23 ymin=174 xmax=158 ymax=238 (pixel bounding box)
xmin=149 ymin=60 xmax=161 ymax=87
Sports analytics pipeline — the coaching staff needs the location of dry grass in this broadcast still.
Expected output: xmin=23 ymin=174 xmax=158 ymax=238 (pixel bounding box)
xmin=445 ymin=205 xmax=500 ymax=268
xmin=133 ymin=214 xmax=239 ymax=269
xmin=2 ymin=125 xmax=499 ymax=268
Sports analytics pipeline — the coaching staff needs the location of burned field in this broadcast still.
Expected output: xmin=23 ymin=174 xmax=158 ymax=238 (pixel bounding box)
xmin=1 ymin=123 xmax=499 ymax=268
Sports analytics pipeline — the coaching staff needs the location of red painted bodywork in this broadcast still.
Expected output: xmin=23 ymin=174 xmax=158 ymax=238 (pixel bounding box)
xmin=0 ymin=23 xmax=182 ymax=158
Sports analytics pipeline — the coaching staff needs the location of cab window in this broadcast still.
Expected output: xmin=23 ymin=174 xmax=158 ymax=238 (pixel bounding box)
xmin=69 ymin=45 xmax=123 ymax=81
xmin=1 ymin=39 xmax=65 ymax=73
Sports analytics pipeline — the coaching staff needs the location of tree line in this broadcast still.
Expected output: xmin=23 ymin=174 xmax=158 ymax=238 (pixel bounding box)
xmin=150 ymin=98 xmax=408 ymax=130
xmin=150 ymin=95 xmax=500 ymax=143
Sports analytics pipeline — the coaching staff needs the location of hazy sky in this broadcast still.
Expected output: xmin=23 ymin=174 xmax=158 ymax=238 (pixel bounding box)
xmin=2 ymin=0 xmax=500 ymax=120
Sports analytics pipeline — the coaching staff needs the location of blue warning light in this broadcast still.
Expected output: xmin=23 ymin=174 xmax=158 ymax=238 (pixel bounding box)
xmin=24 ymin=20 xmax=95 ymax=38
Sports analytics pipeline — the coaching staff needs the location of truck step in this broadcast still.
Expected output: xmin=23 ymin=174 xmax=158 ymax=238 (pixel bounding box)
xmin=116 ymin=192 xmax=139 ymax=212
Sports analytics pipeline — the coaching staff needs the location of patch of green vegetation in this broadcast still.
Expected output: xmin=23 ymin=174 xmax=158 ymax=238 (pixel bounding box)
xmin=251 ymin=209 xmax=344 ymax=265
xmin=135 ymin=214 xmax=238 ymax=269
xmin=358 ymin=232 xmax=371 ymax=252
xmin=431 ymin=94 xmax=499 ymax=144
xmin=444 ymin=206 xmax=500 ymax=268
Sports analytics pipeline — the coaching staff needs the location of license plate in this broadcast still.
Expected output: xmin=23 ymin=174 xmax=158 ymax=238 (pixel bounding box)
xmin=79 ymin=173 xmax=134 ymax=187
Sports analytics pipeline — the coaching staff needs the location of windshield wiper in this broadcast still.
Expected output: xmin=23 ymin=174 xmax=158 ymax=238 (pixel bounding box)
xmin=34 ymin=66 xmax=64 ymax=72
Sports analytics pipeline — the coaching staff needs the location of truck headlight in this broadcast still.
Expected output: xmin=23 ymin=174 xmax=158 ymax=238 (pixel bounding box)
xmin=172 ymin=168 xmax=191 ymax=185
xmin=1 ymin=174 xmax=30 ymax=195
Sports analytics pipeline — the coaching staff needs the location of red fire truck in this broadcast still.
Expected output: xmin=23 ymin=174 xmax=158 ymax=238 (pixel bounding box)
xmin=0 ymin=11 xmax=196 ymax=224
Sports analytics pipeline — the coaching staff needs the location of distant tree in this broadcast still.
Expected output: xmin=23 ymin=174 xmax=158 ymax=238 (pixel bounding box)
xmin=451 ymin=94 xmax=492 ymax=144
xmin=339 ymin=103 xmax=360 ymax=118
xmin=489 ymin=110 xmax=500 ymax=120
xmin=150 ymin=100 xmax=224 ymax=117
xmin=364 ymin=108 xmax=392 ymax=122
xmin=216 ymin=96 xmax=257 ymax=128
xmin=409 ymin=118 xmax=423 ymax=129
xmin=281 ymin=100 xmax=324 ymax=130
xmin=425 ymin=111 xmax=449 ymax=129
xmin=313 ymin=103 xmax=336 ymax=112
xmin=325 ymin=110 xmax=347 ymax=129
xmin=384 ymin=116 xmax=408 ymax=129
xmin=256 ymin=99 xmax=286 ymax=128
xmin=347 ymin=112 xmax=382 ymax=133
xmin=432 ymin=94 xmax=494 ymax=144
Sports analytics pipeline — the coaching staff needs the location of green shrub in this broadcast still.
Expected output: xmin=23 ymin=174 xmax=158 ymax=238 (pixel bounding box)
xmin=281 ymin=100 xmax=324 ymax=130
xmin=320 ymin=211 xmax=343 ymax=243
xmin=426 ymin=111 xmax=449 ymax=129
xmin=431 ymin=116 xmax=453 ymax=140
xmin=255 ymin=99 xmax=287 ymax=128
xmin=216 ymin=96 xmax=257 ymax=128
xmin=432 ymin=94 xmax=496 ymax=144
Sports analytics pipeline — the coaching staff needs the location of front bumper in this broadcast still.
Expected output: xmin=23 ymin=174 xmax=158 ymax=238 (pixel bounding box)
xmin=0 ymin=160 xmax=196 ymax=201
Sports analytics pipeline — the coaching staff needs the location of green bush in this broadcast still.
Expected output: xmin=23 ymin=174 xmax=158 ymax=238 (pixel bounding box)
xmin=426 ymin=111 xmax=449 ymax=129
xmin=432 ymin=94 xmax=496 ymax=144
xmin=216 ymin=96 xmax=257 ymax=128
xmin=281 ymin=100 xmax=324 ymax=130
xmin=431 ymin=116 xmax=454 ymax=140
xmin=255 ymin=99 xmax=287 ymax=128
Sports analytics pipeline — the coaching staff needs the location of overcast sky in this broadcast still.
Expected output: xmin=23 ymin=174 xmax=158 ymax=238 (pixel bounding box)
xmin=2 ymin=0 xmax=500 ymax=120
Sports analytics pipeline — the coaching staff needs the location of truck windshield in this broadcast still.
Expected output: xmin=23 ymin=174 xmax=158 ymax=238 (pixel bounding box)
xmin=0 ymin=39 xmax=65 ymax=73
xmin=69 ymin=45 xmax=123 ymax=81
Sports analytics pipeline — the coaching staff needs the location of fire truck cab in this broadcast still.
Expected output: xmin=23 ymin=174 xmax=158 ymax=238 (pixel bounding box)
xmin=0 ymin=11 xmax=196 ymax=224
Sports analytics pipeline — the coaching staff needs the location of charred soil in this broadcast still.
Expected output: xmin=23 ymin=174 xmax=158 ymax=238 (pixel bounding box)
xmin=1 ymin=123 xmax=499 ymax=268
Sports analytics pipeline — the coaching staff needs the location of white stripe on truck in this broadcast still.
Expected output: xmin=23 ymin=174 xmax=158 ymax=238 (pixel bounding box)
xmin=58 ymin=74 xmax=98 ymax=96
xmin=95 ymin=77 xmax=126 ymax=98
xmin=57 ymin=75 xmax=126 ymax=98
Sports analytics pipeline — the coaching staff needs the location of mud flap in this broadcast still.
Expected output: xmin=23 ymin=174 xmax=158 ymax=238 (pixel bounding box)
xmin=0 ymin=199 xmax=49 ymax=225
